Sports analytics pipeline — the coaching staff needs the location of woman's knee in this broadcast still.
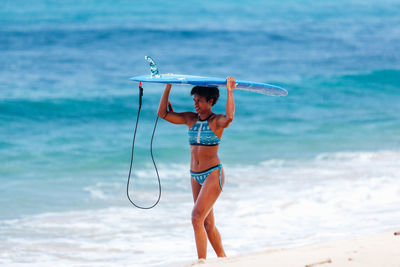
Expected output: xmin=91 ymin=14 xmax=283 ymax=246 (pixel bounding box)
xmin=191 ymin=209 xmax=204 ymax=228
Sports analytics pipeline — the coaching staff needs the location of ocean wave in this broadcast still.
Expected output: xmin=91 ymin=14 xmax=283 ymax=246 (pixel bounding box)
xmin=325 ymin=70 xmax=400 ymax=94
xmin=0 ymin=96 xmax=158 ymax=122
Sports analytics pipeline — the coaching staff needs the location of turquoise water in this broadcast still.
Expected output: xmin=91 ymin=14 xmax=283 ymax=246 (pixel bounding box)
xmin=1 ymin=0 xmax=400 ymax=266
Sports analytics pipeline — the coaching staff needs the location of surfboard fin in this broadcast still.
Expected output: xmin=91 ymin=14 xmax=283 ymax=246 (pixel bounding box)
xmin=144 ymin=56 xmax=160 ymax=78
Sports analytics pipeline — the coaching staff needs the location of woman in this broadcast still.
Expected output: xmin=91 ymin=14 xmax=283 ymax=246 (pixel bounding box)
xmin=157 ymin=77 xmax=236 ymax=260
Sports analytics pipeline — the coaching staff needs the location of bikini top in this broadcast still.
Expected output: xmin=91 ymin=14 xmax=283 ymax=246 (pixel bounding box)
xmin=188 ymin=114 xmax=221 ymax=146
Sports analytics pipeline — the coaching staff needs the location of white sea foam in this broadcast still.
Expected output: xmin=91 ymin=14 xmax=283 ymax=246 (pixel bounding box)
xmin=1 ymin=150 xmax=399 ymax=266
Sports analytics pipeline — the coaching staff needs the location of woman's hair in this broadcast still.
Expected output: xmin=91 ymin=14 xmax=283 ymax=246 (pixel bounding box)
xmin=190 ymin=86 xmax=220 ymax=106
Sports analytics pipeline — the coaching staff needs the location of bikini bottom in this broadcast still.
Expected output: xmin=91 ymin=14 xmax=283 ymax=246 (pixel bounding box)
xmin=190 ymin=164 xmax=223 ymax=191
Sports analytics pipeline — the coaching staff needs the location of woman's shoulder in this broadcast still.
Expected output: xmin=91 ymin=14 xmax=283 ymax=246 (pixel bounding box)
xmin=184 ymin=112 xmax=198 ymax=123
xmin=210 ymin=113 xmax=233 ymax=129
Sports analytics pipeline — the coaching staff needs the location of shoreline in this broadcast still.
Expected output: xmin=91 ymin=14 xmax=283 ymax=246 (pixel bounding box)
xmin=186 ymin=230 xmax=400 ymax=267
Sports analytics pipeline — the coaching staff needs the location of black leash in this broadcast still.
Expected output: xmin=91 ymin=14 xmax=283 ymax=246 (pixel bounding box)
xmin=126 ymin=82 xmax=162 ymax=209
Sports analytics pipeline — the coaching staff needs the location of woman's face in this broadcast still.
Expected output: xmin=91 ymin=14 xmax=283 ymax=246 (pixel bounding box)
xmin=193 ymin=94 xmax=212 ymax=114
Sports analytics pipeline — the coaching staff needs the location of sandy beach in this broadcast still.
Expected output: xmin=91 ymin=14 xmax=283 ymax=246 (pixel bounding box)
xmin=188 ymin=230 xmax=400 ymax=267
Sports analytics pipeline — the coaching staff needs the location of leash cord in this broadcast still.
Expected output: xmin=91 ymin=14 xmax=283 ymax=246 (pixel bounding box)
xmin=126 ymin=83 xmax=161 ymax=209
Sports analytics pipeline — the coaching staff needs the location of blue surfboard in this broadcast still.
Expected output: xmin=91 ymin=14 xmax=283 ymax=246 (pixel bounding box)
xmin=129 ymin=57 xmax=288 ymax=96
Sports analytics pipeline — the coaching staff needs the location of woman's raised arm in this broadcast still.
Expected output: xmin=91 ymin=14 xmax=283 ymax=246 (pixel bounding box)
xmin=157 ymin=84 xmax=193 ymax=125
xmin=216 ymin=76 xmax=237 ymax=128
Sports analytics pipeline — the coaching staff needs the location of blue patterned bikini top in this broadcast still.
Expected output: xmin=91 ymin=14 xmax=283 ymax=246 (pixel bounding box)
xmin=188 ymin=114 xmax=221 ymax=146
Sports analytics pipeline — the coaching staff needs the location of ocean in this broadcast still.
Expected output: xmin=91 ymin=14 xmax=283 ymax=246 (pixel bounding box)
xmin=1 ymin=0 xmax=400 ymax=266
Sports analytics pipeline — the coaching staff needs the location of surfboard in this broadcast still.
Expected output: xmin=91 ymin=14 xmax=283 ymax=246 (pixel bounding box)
xmin=130 ymin=74 xmax=287 ymax=96
xmin=129 ymin=56 xmax=288 ymax=96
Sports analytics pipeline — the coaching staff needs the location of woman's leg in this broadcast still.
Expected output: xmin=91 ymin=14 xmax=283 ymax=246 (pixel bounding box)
xmin=191 ymin=174 xmax=226 ymax=257
xmin=204 ymin=209 xmax=226 ymax=257
xmin=191 ymin=169 xmax=225 ymax=259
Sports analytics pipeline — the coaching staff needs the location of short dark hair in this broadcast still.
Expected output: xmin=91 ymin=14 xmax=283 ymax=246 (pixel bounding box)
xmin=190 ymin=86 xmax=220 ymax=106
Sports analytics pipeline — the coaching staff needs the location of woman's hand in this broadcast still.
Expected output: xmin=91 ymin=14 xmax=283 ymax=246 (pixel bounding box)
xmin=165 ymin=83 xmax=172 ymax=90
xmin=226 ymin=76 xmax=237 ymax=91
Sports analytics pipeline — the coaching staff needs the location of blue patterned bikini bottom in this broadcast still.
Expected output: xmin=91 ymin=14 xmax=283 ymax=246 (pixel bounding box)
xmin=190 ymin=164 xmax=223 ymax=191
